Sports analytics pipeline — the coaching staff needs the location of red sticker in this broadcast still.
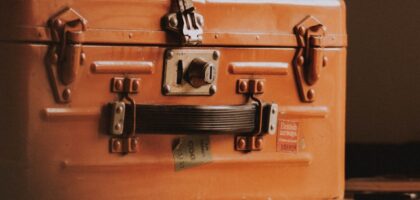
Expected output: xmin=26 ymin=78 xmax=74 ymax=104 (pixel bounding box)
xmin=277 ymin=120 xmax=299 ymax=153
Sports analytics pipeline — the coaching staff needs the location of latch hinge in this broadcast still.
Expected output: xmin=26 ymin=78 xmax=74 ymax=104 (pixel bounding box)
xmin=293 ymin=16 xmax=328 ymax=102
xmin=163 ymin=0 xmax=204 ymax=45
xmin=46 ymin=8 xmax=87 ymax=103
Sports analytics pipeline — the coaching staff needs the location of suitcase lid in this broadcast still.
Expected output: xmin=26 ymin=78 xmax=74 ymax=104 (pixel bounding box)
xmin=0 ymin=0 xmax=347 ymax=47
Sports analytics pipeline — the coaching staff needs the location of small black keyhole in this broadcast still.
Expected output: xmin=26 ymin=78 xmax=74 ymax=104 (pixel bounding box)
xmin=177 ymin=60 xmax=183 ymax=85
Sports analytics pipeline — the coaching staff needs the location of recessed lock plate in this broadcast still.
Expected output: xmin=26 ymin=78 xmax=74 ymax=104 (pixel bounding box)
xmin=163 ymin=49 xmax=220 ymax=96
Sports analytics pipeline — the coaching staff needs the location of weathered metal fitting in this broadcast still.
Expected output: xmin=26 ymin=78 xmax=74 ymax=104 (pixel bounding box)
xmin=111 ymin=77 xmax=141 ymax=94
xmin=46 ymin=8 xmax=87 ymax=103
xmin=162 ymin=0 xmax=204 ymax=45
xmin=110 ymin=137 xmax=140 ymax=154
xmin=235 ymin=136 xmax=264 ymax=152
xmin=163 ymin=49 xmax=220 ymax=96
xmin=236 ymin=79 xmax=265 ymax=95
xmin=124 ymin=78 xmax=141 ymax=93
xmin=110 ymin=101 xmax=126 ymax=135
xmin=293 ymin=15 xmax=327 ymax=103
xmin=264 ymin=103 xmax=279 ymax=135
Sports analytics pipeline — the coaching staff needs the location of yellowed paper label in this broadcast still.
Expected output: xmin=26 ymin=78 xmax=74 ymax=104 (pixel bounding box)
xmin=172 ymin=135 xmax=212 ymax=171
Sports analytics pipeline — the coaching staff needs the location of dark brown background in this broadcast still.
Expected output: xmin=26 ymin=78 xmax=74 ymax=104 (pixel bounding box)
xmin=346 ymin=0 xmax=420 ymax=178
xmin=346 ymin=0 xmax=420 ymax=144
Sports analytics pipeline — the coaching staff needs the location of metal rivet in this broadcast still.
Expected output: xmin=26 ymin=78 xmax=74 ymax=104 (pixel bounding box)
xmin=214 ymin=34 xmax=219 ymax=39
xmin=323 ymin=56 xmax=328 ymax=67
xmin=128 ymin=33 xmax=133 ymax=39
xmin=239 ymin=81 xmax=248 ymax=92
xmin=256 ymin=35 xmax=260 ymax=40
xmin=116 ymin=106 xmax=124 ymax=114
xmin=163 ymin=84 xmax=171 ymax=94
xmin=62 ymin=89 xmax=71 ymax=101
xmin=131 ymin=139 xmax=138 ymax=150
xmin=272 ymin=108 xmax=276 ymax=114
xmin=166 ymin=51 xmax=174 ymax=59
xmin=169 ymin=16 xmax=178 ymax=28
xmin=115 ymin=123 xmax=122 ymax=131
xmin=270 ymin=125 xmax=275 ymax=131
xmin=254 ymin=138 xmax=263 ymax=149
xmin=307 ymin=89 xmax=315 ymax=100
xmin=256 ymin=81 xmax=264 ymax=92
xmin=297 ymin=56 xmax=305 ymax=66
xmin=113 ymin=140 xmax=122 ymax=151
xmin=132 ymin=80 xmax=140 ymax=91
xmin=80 ymin=52 xmax=86 ymax=65
xmin=298 ymin=26 xmax=306 ymax=36
xmin=51 ymin=53 xmax=59 ymax=64
xmin=209 ymin=85 xmax=217 ymax=95
xmin=213 ymin=51 xmax=220 ymax=60
xmin=54 ymin=19 xmax=64 ymax=29
xmin=237 ymin=138 xmax=246 ymax=149
xmin=115 ymin=79 xmax=123 ymax=91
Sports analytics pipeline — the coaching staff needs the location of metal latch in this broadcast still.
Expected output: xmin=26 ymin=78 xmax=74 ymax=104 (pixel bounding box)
xmin=293 ymin=16 xmax=328 ymax=102
xmin=163 ymin=0 xmax=204 ymax=45
xmin=46 ymin=8 xmax=87 ymax=103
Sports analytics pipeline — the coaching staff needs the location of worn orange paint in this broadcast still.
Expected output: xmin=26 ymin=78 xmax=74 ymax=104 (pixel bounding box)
xmin=0 ymin=0 xmax=347 ymax=199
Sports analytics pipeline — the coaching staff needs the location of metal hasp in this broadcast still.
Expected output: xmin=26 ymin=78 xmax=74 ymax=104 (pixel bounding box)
xmin=46 ymin=8 xmax=87 ymax=103
xmin=163 ymin=49 xmax=220 ymax=96
xmin=293 ymin=16 xmax=328 ymax=102
xmin=163 ymin=0 xmax=204 ymax=45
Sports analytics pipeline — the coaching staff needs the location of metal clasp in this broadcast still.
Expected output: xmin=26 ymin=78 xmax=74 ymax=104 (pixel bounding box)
xmin=46 ymin=8 xmax=87 ymax=103
xmin=293 ymin=16 xmax=328 ymax=102
xmin=163 ymin=0 xmax=204 ymax=45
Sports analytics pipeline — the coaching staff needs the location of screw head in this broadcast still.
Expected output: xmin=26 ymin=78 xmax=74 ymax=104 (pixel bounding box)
xmin=80 ymin=52 xmax=86 ymax=65
xmin=116 ymin=106 xmax=124 ymax=114
xmin=297 ymin=56 xmax=305 ymax=66
xmin=53 ymin=19 xmax=64 ymax=29
xmin=51 ymin=53 xmax=59 ymax=64
xmin=62 ymin=89 xmax=71 ymax=101
xmin=166 ymin=50 xmax=174 ymax=59
xmin=169 ymin=16 xmax=178 ymax=28
xmin=131 ymin=138 xmax=138 ymax=150
xmin=239 ymin=80 xmax=248 ymax=93
xmin=163 ymin=84 xmax=171 ymax=94
xmin=298 ymin=26 xmax=306 ymax=36
xmin=209 ymin=85 xmax=217 ymax=95
xmin=132 ymin=80 xmax=140 ymax=91
xmin=114 ymin=123 xmax=122 ymax=131
xmin=112 ymin=140 xmax=122 ymax=151
xmin=237 ymin=138 xmax=247 ymax=150
xmin=213 ymin=51 xmax=220 ymax=60
xmin=256 ymin=81 xmax=264 ymax=92
xmin=322 ymin=56 xmax=328 ymax=67
xmin=115 ymin=79 xmax=123 ymax=91
xmin=254 ymin=137 xmax=263 ymax=149
xmin=307 ymin=89 xmax=315 ymax=100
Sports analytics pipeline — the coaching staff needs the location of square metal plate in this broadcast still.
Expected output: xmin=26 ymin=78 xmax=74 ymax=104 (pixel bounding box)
xmin=163 ymin=49 xmax=220 ymax=96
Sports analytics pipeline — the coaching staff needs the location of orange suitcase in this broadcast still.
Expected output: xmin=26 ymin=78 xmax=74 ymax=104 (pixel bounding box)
xmin=0 ymin=0 xmax=347 ymax=199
